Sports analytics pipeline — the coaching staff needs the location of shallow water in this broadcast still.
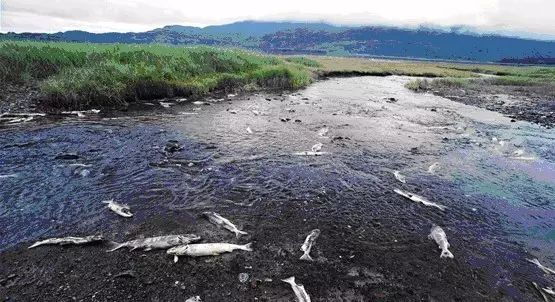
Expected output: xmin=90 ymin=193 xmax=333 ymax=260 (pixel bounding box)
xmin=1 ymin=76 xmax=553 ymax=300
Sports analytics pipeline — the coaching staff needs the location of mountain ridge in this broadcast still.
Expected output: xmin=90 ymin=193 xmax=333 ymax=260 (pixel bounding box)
xmin=2 ymin=21 xmax=555 ymax=63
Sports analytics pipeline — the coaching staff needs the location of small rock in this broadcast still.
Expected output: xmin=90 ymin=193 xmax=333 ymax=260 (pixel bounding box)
xmin=430 ymin=108 xmax=437 ymax=112
xmin=294 ymin=119 xmax=302 ymax=123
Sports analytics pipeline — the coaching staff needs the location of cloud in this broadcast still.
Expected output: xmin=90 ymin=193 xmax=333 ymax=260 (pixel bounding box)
xmin=1 ymin=0 xmax=554 ymax=39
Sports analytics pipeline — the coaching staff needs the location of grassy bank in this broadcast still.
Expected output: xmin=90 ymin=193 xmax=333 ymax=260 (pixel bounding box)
xmin=2 ymin=40 xmax=554 ymax=110
xmin=0 ymin=41 xmax=313 ymax=109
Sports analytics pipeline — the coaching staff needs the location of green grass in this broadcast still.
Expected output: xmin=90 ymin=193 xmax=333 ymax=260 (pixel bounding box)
xmin=0 ymin=41 xmax=312 ymax=109
xmin=284 ymin=56 xmax=321 ymax=68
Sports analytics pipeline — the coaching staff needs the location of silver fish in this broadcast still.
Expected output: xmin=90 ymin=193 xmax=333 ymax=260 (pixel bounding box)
xmin=282 ymin=276 xmax=311 ymax=302
xmin=300 ymin=229 xmax=321 ymax=261
xmin=29 ymin=235 xmax=103 ymax=249
xmin=428 ymin=225 xmax=454 ymax=259
xmin=102 ymin=199 xmax=133 ymax=218
xmin=293 ymin=151 xmax=328 ymax=156
xmin=393 ymin=170 xmax=406 ymax=183
xmin=167 ymin=242 xmax=252 ymax=262
xmin=394 ymin=189 xmax=447 ymax=211
xmin=108 ymin=234 xmax=201 ymax=252
xmin=311 ymin=143 xmax=323 ymax=152
xmin=428 ymin=162 xmax=440 ymax=174
xmin=533 ymin=282 xmax=550 ymax=302
xmin=202 ymin=212 xmax=247 ymax=238
xmin=527 ymin=258 xmax=555 ymax=274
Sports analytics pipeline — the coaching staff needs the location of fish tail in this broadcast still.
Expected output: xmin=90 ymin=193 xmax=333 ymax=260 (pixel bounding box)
xmin=241 ymin=242 xmax=253 ymax=251
xmin=440 ymin=249 xmax=454 ymax=259
xmin=299 ymin=253 xmax=313 ymax=261
xmin=235 ymin=230 xmax=248 ymax=238
xmin=281 ymin=276 xmax=295 ymax=285
xmin=106 ymin=242 xmax=123 ymax=252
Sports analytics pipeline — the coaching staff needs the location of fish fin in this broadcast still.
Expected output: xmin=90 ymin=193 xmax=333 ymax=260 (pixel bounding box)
xmin=299 ymin=253 xmax=313 ymax=261
xmin=281 ymin=276 xmax=295 ymax=285
xmin=106 ymin=242 xmax=123 ymax=252
xmin=174 ymin=256 xmax=179 ymax=263
xmin=241 ymin=242 xmax=253 ymax=251
xmin=440 ymin=249 xmax=454 ymax=259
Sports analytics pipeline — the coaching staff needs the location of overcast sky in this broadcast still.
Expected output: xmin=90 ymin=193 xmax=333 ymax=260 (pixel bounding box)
xmin=2 ymin=0 xmax=555 ymax=39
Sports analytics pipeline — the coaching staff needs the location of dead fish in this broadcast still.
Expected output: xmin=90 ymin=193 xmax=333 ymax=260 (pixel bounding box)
xmin=167 ymin=242 xmax=252 ymax=262
xmin=311 ymin=143 xmax=323 ymax=152
xmin=317 ymin=127 xmax=329 ymax=137
xmin=428 ymin=162 xmax=440 ymax=174
xmin=108 ymin=234 xmax=201 ymax=252
xmin=393 ymin=170 xmax=406 ymax=183
xmin=510 ymin=156 xmax=537 ymax=161
xmin=102 ymin=199 xmax=133 ymax=218
xmin=428 ymin=225 xmax=454 ymax=259
xmin=185 ymin=296 xmax=202 ymax=302
xmin=0 ymin=174 xmax=18 ymax=179
xmin=246 ymin=127 xmax=253 ymax=134
xmin=228 ymin=110 xmax=238 ymax=114
xmin=192 ymin=101 xmax=206 ymax=105
xmin=394 ymin=189 xmax=447 ymax=211
xmin=282 ymin=276 xmax=311 ymax=302
xmin=533 ymin=282 xmax=550 ymax=302
xmin=202 ymin=212 xmax=247 ymax=238
xmin=179 ymin=112 xmax=199 ymax=115
xmin=29 ymin=235 xmax=103 ymax=249
xmin=159 ymin=102 xmax=172 ymax=108
xmin=527 ymin=258 xmax=555 ymax=274
xmin=293 ymin=151 xmax=328 ymax=156
xmin=252 ymin=110 xmax=260 ymax=116
xmin=300 ymin=229 xmax=321 ymax=261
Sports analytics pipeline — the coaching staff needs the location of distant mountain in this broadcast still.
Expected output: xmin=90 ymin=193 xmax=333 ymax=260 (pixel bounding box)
xmin=2 ymin=21 xmax=555 ymax=63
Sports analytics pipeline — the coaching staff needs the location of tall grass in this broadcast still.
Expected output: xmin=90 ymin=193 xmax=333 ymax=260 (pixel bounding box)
xmin=0 ymin=41 xmax=312 ymax=109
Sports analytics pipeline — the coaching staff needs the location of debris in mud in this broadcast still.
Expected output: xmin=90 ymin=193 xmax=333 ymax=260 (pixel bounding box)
xmin=393 ymin=189 xmax=447 ymax=211
xmin=102 ymin=200 xmax=133 ymax=218
xmin=185 ymin=296 xmax=202 ymax=302
xmin=246 ymin=127 xmax=253 ymax=134
xmin=55 ymin=153 xmax=80 ymax=160
xmin=393 ymin=170 xmax=406 ymax=183
xmin=527 ymin=258 xmax=555 ymax=275
xmin=228 ymin=109 xmax=238 ymax=114
xmin=202 ymin=212 xmax=247 ymax=238
xmin=300 ymin=229 xmax=321 ymax=261
xmin=428 ymin=225 xmax=454 ymax=259
xmin=385 ymin=97 xmax=397 ymax=103
xmin=251 ymin=110 xmax=260 ymax=116
xmin=295 ymin=119 xmax=302 ymax=123
xmin=167 ymin=242 xmax=253 ymax=262
xmin=280 ymin=118 xmax=291 ymax=122
xmin=164 ymin=140 xmax=183 ymax=154
xmin=28 ymin=235 xmax=104 ymax=249
xmin=192 ymin=101 xmax=208 ymax=105
xmin=428 ymin=162 xmax=440 ymax=174
xmin=114 ymin=270 xmax=136 ymax=279
xmin=238 ymin=273 xmax=249 ymax=283
xmin=311 ymin=143 xmax=323 ymax=152
xmin=108 ymin=234 xmax=201 ymax=252
xmin=317 ymin=127 xmax=329 ymax=137
xmin=282 ymin=276 xmax=311 ymax=302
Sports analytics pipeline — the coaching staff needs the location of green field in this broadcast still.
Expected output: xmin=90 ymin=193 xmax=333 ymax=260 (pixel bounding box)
xmin=1 ymin=41 xmax=554 ymax=109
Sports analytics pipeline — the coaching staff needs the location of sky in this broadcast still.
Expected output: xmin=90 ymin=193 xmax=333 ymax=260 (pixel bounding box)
xmin=1 ymin=0 xmax=555 ymax=39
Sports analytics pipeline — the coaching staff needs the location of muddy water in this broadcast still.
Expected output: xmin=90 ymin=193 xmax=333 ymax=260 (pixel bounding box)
xmin=0 ymin=76 xmax=553 ymax=301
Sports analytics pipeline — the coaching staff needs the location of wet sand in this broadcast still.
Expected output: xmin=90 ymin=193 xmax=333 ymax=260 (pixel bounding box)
xmin=1 ymin=76 xmax=554 ymax=301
